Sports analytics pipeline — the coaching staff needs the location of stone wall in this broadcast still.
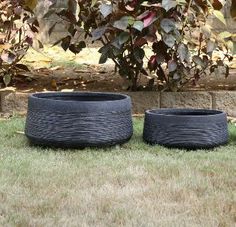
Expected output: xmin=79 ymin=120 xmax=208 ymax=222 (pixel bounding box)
xmin=1 ymin=91 xmax=236 ymax=117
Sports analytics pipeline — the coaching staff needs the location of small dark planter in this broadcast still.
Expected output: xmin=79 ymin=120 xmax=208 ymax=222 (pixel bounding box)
xmin=143 ymin=109 xmax=228 ymax=149
xmin=25 ymin=92 xmax=133 ymax=148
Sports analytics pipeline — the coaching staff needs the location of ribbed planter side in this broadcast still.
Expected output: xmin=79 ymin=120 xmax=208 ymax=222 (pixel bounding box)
xmin=25 ymin=92 xmax=133 ymax=148
xmin=143 ymin=109 xmax=229 ymax=149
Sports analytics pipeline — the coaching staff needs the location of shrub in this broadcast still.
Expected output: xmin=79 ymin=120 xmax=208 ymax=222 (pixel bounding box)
xmin=0 ymin=0 xmax=39 ymax=87
xmin=49 ymin=0 xmax=235 ymax=91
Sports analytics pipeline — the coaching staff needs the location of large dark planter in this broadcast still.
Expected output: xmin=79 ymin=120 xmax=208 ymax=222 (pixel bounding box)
xmin=143 ymin=109 xmax=228 ymax=149
xmin=25 ymin=92 xmax=133 ymax=148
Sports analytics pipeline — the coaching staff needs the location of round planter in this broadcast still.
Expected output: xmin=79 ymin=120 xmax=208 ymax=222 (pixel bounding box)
xmin=25 ymin=92 xmax=133 ymax=148
xmin=143 ymin=109 xmax=228 ymax=149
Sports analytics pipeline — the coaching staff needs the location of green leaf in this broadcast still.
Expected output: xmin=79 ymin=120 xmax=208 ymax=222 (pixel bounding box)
xmin=118 ymin=32 xmax=130 ymax=45
xmin=213 ymin=10 xmax=226 ymax=25
xmin=113 ymin=16 xmax=134 ymax=30
xmin=61 ymin=36 xmax=71 ymax=51
xmin=99 ymin=3 xmax=113 ymax=18
xmin=98 ymin=44 xmax=112 ymax=64
xmin=173 ymin=72 xmax=180 ymax=80
xmin=193 ymin=56 xmax=205 ymax=68
xmin=99 ymin=53 xmax=108 ymax=64
xmin=160 ymin=18 xmax=176 ymax=33
xmin=207 ymin=40 xmax=216 ymax=53
xmin=98 ymin=44 xmax=110 ymax=54
xmin=112 ymin=47 xmax=122 ymax=56
xmin=69 ymin=41 xmax=86 ymax=54
xmin=162 ymin=0 xmax=177 ymax=11
xmin=163 ymin=34 xmax=176 ymax=47
xmin=91 ymin=27 xmax=107 ymax=41
xmin=3 ymin=74 xmax=11 ymax=87
xmin=133 ymin=21 xmax=144 ymax=32
xmin=177 ymin=43 xmax=188 ymax=62
xmin=168 ymin=60 xmax=177 ymax=72
xmin=134 ymin=48 xmax=145 ymax=63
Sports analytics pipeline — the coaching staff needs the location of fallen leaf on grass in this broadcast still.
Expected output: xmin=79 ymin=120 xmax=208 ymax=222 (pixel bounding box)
xmin=16 ymin=131 xmax=25 ymax=135
xmin=61 ymin=89 xmax=74 ymax=92
xmin=50 ymin=66 xmax=63 ymax=71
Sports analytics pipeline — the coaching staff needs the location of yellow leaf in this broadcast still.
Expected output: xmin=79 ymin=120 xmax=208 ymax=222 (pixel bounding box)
xmin=24 ymin=0 xmax=38 ymax=10
xmin=213 ymin=10 xmax=226 ymax=25
xmin=218 ymin=31 xmax=232 ymax=39
xmin=226 ymin=40 xmax=234 ymax=53
xmin=91 ymin=0 xmax=98 ymax=7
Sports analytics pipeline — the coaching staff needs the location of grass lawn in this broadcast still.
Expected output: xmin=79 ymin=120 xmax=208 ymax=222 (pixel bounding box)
xmin=0 ymin=117 xmax=235 ymax=227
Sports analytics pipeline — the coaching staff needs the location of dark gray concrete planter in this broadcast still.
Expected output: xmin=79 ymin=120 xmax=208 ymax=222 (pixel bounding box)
xmin=143 ymin=109 xmax=229 ymax=149
xmin=25 ymin=92 xmax=133 ymax=148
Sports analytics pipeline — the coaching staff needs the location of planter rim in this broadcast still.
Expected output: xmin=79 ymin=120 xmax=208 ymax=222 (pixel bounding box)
xmin=28 ymin=92 xmax=131 ymax=113
xmin=146 ymin=108 xmax=225 ymax=117
xmin=31 ymin=92 xmax=129 ymax=102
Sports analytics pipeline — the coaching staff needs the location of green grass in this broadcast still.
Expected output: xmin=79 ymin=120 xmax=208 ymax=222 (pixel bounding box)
xmin=49 ymin=60 xmax=84 ymax=69
xmin=0 ymin=118 xmax=236 ymax=227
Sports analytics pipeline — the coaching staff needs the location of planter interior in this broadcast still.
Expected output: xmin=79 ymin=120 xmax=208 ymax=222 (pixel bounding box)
xmin=147 ymin=109 xmax=223 ymax=116
xmin=33 ymin=93 xmax=126 ymax=101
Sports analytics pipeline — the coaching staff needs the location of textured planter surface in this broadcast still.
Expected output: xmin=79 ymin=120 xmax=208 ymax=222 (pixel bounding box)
xmin=143 ymin=109 xmax=228 ymax=149
xmin=25 ymin=92 xmax=133 ymax=148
